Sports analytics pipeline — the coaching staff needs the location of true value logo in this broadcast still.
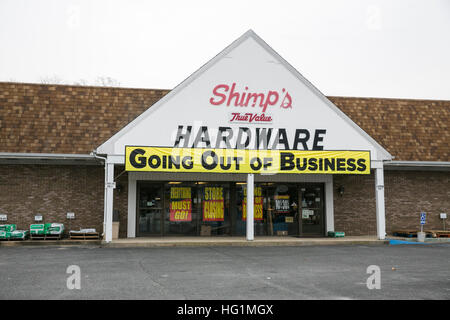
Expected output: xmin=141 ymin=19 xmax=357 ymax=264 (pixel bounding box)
xmin=209 ymin=82 xmax=292 ymax=124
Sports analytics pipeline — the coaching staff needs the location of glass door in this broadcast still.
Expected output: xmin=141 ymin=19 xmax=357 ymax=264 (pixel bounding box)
xmin=299 ymin=184 xmax=325 ymax=236
xmin=137 ymin=183 xmax=163 ymax=236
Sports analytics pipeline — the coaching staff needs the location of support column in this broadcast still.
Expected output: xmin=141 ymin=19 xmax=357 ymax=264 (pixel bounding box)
xmin=127 ymin=175 xmax=137 ymax=238
xmin=375 ymin=165 xmax=386 ymax=240
xmin=105 ymin=162 xmax=115 ymax=243
xmin=246 ymin=173 xmax=254 ymax=241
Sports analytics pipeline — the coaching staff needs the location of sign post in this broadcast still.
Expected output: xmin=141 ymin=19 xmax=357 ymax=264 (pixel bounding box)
xmin=420 ymin=212 xmax=426 ymax=231
xmin=418 ymin=212 xmax=426 ymax=242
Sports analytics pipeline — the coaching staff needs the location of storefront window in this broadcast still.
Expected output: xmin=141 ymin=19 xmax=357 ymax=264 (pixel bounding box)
xmin=137 ymin=181 xmax=324 ymax=237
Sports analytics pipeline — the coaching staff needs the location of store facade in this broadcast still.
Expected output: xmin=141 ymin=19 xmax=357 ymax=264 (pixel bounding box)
xmin=96 ymin=30 xmax=391 ymax=242
xmin=1 ymin=31 xmax=448 ymax=242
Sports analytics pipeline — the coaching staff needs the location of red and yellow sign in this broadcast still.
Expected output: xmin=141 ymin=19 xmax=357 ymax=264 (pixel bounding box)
xmin=203 ymin=187 xmax=224 ymax=221
xmin=169 ymin=187 xmax=192 ymax=222
xmin=242 ymin=187 xmax=263 ymax=221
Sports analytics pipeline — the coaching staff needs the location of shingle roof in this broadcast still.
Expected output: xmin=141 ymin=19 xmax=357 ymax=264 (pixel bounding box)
xmin=0 ymin=82 xmax=448 ymax=161
xmin=329 ymin=96 xmax=449 ymax=162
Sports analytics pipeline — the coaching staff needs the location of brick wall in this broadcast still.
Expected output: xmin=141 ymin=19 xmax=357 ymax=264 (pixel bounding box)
xmin=0 ymin=164 xmax=104 ymax=235
xmin=1 ymin=164 xmax=448 ymax=238
xmin=333 ymin=173 xmax=377 ymax=236
xmin=384 ymin=171 xmax=450 ymax=232
xmin=334 ymin=170 xmax=450 ymax=236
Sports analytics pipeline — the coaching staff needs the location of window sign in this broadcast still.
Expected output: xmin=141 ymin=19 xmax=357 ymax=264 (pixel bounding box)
xmin=242 ymin=187 xmax=263 ymax=221
xmin=275 ymin=195 xmax=290 ymax=213
xmin=203 ymin=187 xmax=224 ymax=221
xmin=169 ymin=187 xmax=192 ymax=222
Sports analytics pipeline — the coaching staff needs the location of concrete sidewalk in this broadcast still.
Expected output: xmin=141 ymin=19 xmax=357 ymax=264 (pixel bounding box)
xmin=101 ymin=236 xmax=388 ymax=247
xmin=0 ymin=236 xmax=389 ymax=247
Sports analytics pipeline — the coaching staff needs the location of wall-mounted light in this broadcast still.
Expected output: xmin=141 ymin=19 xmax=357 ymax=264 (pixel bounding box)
xmin=338 ymin=185 xmax=345 ymax=197
xmin=0 ymin=214 xmax=7 ymax=222
xmin=34 ymin=214 xmax=43 ymax=222
xmin=67 ymin=212 xmax=75 ymax=220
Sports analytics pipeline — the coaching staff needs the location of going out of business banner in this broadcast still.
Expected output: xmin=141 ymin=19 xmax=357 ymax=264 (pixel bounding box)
xmin=125 ymin=146 xmax=370 ymax=174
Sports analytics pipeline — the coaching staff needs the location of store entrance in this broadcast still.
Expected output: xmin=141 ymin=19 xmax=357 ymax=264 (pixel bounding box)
xmin=137 ymin=181 xmax=325 ymax=237
xmin=234 ymin=183 xmax=326 ymax=237
xmin=299 ymin=184 xmax=325 ymax=236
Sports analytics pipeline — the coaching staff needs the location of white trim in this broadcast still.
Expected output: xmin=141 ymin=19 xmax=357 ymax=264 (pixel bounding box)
xmin=127 ymin=175 xmax=137 ymax=238
xmin=325 ymin=176 xmax=334 ymax=233
xmin=375 ymin=166 xmax=386 ymax=240
xmin=104 ymin=162 xmax=115 ymax=242
xmin=385 ymin=161 xmax=450 ymax=168
xmin=0 ymin=152 xmax=97 ymax=160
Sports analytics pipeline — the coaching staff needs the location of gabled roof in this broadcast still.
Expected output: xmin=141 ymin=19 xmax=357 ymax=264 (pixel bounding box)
xmin=0 ymin=81 xmax=448 ymax=162
xmin=96 ymin=30 xmax=392 ymax=160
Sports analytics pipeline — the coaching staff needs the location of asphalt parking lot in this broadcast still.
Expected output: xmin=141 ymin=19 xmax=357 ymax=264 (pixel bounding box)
xmin=0 ymin=244 xmax=449 ymax=300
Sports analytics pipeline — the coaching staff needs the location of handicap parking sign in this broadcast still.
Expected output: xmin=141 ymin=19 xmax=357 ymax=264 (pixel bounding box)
xmin=420 ymin=212 xmax=426 ymax=225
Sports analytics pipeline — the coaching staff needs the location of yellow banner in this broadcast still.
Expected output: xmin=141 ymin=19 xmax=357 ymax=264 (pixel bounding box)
xmin=125 ymin=146 xmax=370 ymax=174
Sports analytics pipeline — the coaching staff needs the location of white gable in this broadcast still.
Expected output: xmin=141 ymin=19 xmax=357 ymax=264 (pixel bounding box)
xmin=97 ymin=30 xmax=391 ymax=161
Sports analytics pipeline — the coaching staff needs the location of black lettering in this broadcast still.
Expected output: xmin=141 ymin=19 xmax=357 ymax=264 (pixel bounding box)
xmin=192 ymin=126 xmax=211 ymax=148
xmin=308 ymin=158 xmax=318 ymax=171
xmin=324 ymin=158 xmax=335 ymax=171
xmin=271 ymin=128 xmax=290 ymax=150
xmin=280 ymin=152 xmax=295 ymax=171
xmin=182 ymin=156 xmax=193 ymax=169
xmin=250 ymin=157 xmax=262 ymax=171
xmin=129 ymin=149 xmax=146 ymax=169
xmin=236 ymin=127 xmax=251 ymax=149
xmin=347 ymin=158 xmax=356 ymax=171
xmin=293 ymin=129 xmax=310 ymax=150
xmin=296 ymin=158 xmax=307 ymax=171
xmin=263 ymin=157 xmax=273 ymax=169
xmin=357 ymin=159 xmax=367 ymax=172
xmin=336 ymin=158 xmax=346 ymax=171
xmin=215 ymin=127 xmax=233 ymax=149
xmin=168 ymin=156 xmax=180 ymax=169
xmin=233 ymin=157 xmax=243 ymax=170
xmin=219 ymin=157 xmax=232 ymax=170
xmin=201 ymin=151 xmax=218 ymax=170
xmin=174 ymin=125 xmax=192 ymax=147
xmin=312 ymin=129 xmax=326 ymax=150
xmin=148 ymin=155 xmax=161 ymax=169
xmin=255 ymin=128 xmax=272 ymax=150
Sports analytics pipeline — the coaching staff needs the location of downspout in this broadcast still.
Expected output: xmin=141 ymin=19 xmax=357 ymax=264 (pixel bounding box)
xmin=91 ymin=151 xmax=107 ymax=238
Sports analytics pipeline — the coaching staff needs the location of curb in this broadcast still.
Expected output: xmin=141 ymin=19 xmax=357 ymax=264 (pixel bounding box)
xmin=0 ymin=240 xmax=102 ymax=247
xmin=0 ymin=239 xmax=390 ymax=248
xmin=100 ymin=240 xmax=390 ymax=248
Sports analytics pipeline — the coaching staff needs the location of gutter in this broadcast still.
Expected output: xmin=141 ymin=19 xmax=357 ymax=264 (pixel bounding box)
xmin=0 ymin=152 xmax=97 ymax=160
xmin=0 ymin=152 xmax=103 ymax=166
xmin=384 ymin=160 xmax=450 ymax=171
xmin=91 ymin=150 xmax=108 ymax=239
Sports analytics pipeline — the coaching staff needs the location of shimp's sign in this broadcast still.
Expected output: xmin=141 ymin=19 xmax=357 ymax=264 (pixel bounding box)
xmin=125 ymin=146 xmax=370 ymax=174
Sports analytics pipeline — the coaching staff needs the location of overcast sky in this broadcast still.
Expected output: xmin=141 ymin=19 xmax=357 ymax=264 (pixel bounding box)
xmin=0 ymin=0 xmax=449 ymax=100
